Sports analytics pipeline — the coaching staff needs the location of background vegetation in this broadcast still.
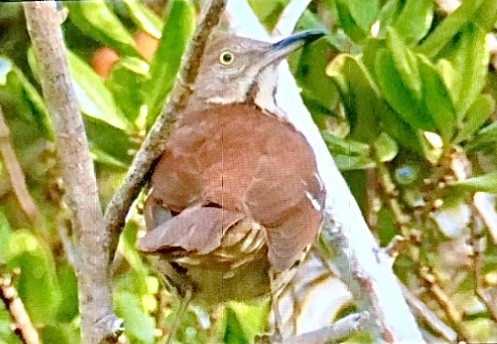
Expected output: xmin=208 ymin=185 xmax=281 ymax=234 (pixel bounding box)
xmin=0 ymin=0 xmax=496 ymax=343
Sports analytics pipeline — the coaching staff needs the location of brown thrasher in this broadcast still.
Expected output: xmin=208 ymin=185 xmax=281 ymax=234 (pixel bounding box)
xmin=136 ymin=29 xmax=326 ymax=336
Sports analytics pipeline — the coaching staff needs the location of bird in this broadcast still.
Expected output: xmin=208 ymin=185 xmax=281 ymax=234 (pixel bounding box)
xmin=136 ymin=29 xmax=326 ymax=338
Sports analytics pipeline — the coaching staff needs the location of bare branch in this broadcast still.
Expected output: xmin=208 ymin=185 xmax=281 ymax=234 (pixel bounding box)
xmin=474 ymin=192 xmax=497 ymax=244
xmin=272 ymin=0 xmax=313 ymax=36
xmin=0 ymin=105 xmax=42 ymax=229
xmin=0 ymin=271 xmax=40 ymax=344
xmin=104 ymin=0 xmax=227 ymax=262
xmin=23 ymin=2 xmax=121 ymax=343
xmin=450 ymin=148 xmax=497 ymax=324
xmin=226 ymin=1 xmax=424 ymax=342
xmin=285 ymin=312 xmax=370 ymax=344
xmin=417 ymin=266 xmax=469 ymax=341
xmin=402 ymin=284 xmax=457 ymax=342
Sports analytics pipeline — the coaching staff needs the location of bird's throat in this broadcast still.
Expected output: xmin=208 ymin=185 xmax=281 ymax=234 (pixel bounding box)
xmin=248 ymin=66 xmax=283 ymax=118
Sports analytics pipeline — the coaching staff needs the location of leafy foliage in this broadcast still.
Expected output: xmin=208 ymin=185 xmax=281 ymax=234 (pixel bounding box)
xmin=0 ymin=0 xmax=496 ymax=343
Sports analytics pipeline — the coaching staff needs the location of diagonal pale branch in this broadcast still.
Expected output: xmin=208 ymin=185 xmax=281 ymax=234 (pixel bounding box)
xmin=0 ymin=105 xmax=42 ymax=229
xmin=103 ymin=0 xmax=227 ymax=262
xmin=225 ymin=1 xmax=424 ymax=342
xmin=23 ymin=3 xmax=121 ymax=343
xmin=0 ymin=271 xmax=40 ymax=344
xmin=272 ymin=0 xmax=312 ymax=37
xmin=285 ymin=311 xmax=370 ymax=344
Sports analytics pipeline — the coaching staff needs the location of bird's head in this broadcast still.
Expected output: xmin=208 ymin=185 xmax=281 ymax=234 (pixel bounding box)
xmin=188 ymin=30 xmax=326 ymax=111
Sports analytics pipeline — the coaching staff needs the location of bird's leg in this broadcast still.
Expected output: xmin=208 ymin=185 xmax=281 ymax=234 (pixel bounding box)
xmin=206 ymin=304 xmax=223 ymax=344
xmin=164 ymin=287 xmax=192 ymax=344
xmin=270 ymin=295 xmax=283 ymax=343
xmin=269 ymin=271 xmax=284 ymax=343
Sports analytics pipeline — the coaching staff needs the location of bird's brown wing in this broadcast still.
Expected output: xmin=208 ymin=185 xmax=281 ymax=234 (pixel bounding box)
xmin=136 ymin=207 xmax=244 ymax=255
xmin=246 ymin=156 xmax=324 ymax=272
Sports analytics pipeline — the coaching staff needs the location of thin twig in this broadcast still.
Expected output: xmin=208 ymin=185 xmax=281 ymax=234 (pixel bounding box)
xmin=0 ymin=105 xmax=42 ymax=229
xmin=104 ymin=0 xmax=227 ymax=263
xmin=450 ymin=148 xmax=497 ymax=323
xmin=374 ymin=151 xmax=470 ymax=341
xmin=285 ymin=311 xmax=369 ymax=344
xmin=272 ymin=0 xmax=313 ymax=36
xmin=23 ymin=3 xmax=121 ymax=343
xmin=468 ymin=203 xmax=497 ymax=322
xmin=402 ymin=284 xmax=457 ymax=342
xmin=474 ymin=192 xmax=497 ymax=244
xmin=417 ymin=266 xmax=469 ymax=341
xmin=0 ymin=271 xmax=41 ymax=344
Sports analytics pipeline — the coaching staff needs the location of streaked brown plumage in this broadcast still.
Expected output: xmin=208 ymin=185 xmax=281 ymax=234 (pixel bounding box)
xmin=136 ymin=30 xmax=326 ymax=308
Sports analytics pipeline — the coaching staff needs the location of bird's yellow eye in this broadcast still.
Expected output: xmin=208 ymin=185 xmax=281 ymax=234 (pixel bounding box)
xmin=219 ymin=51 xmax=235 ymax=65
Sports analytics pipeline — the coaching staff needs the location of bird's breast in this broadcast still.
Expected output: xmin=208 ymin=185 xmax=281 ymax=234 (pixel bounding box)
xmin=151 ymin=103 xmax=322 ymax=215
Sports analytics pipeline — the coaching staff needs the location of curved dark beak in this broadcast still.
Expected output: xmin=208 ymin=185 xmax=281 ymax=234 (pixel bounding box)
xmin=264 ymin=29 xmax=326 ymax=63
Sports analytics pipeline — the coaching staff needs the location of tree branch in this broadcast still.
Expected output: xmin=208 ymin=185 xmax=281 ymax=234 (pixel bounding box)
xmin=225 ymin=1 xmax=424 ymax=342
xmin=0 ymin=271 xmax=40 ymax=344
xmin=402 ymin=284 xmax=457 ymax=342
xmin=23 ymin=3 xmax=121 ymax=343
xmin=0 ymin=105 xmax=42 ymax=229
xmin=285 ymin=312 xmax=370 ymax=344
xmin=103 ymin=0 xmax=227 ymax=262
xmin=272 ymin=0 xmax=312 ymax=36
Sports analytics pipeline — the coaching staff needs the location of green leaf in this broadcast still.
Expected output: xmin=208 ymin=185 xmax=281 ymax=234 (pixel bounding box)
xmin=65 ymin=0 xmax=137 ymax=57
xmin=55 ymin=262 xmax=79 ymax=323
xmin=375 ymin=49 xmax=433 ymax=130
xmin=376 ymin=0 xmax=399 ymax=37
xmin=114 ymin=272 xmax=155 ymax=344
xmin=67 ymin=50 xmax=130 ymax=130
xmin=473 ymin=0 xmax=497 ymax=32
xmin=106 ymin=57 xmax=148 ymax=124
xmin=118 ymin=221 xmax=148 ymax=275
xmin=5 ymin=230 xmax=61 ymax=324
xmin=224 ymin=307 xmax=249 ymax=344
xmin=326 ymin=54 xmax=381 ymax=142
xmin=27 ymin=48 xmax=130 ymax=131
xmin=391 ymin=0 xmax=433 ymax=45
xmin=386 ymin=29 xmax=422 ymax=98
xmin=115 ymin=291 xmax=155 ymax=344
xmin=40 ymin=324 xmax=78 ymax=344
xmin=146 ymin=0 xmax=195 ymax=125
xmin=334 ymin=0 xmax=369 ymax=42
xmin=334 ymin=154 xmax=376 ymax=170
xmin=295 ymin=39 xmax=339 ymax=123
xmin=89 ymin=145 xmax=129 ymax=169
xmin=418 ymin=0 xmax=497 ymax=59
xmin=323 ymin=132 xmax=398 ymax=170
xmin=373 ymin=132 xmax=398 ymax=162
xmin=123 ymin=0 xmax=163 ymax=39
xmin=225 ymin=303 xmax=267 ymax=344
xmin=296 ymin=11 xmax=353 ymax=53
xmin=449 ymin=172 xmax=497 ymax=193
xmin=380 ymin=102 xmax=425 ymax=153
xmin=84 ymin=117 xmax=136 ymax=169
xmin=13 ymin=69 xmax=53 ymax=139
xmin=436 ymin=59 xmax=456 ymax=94
xmin=0 ymin=212 xmax=13 ymax=262
xmin=439 ymin=23 xmax=489 ymax=121
xmin=454 ymin=94 xmax=495 ymax=143
xmin=466 ymin=121 xmax=497 ymax=152
xmin=417 ymin=54 xmax=456 ymax=142
xmin=322 ymin=132 xmax=370 ymax=156
xmin=0 ymin=56 xmax=52 ymax=139
xmin=346 ymin=0 xmax=379 ymax=33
